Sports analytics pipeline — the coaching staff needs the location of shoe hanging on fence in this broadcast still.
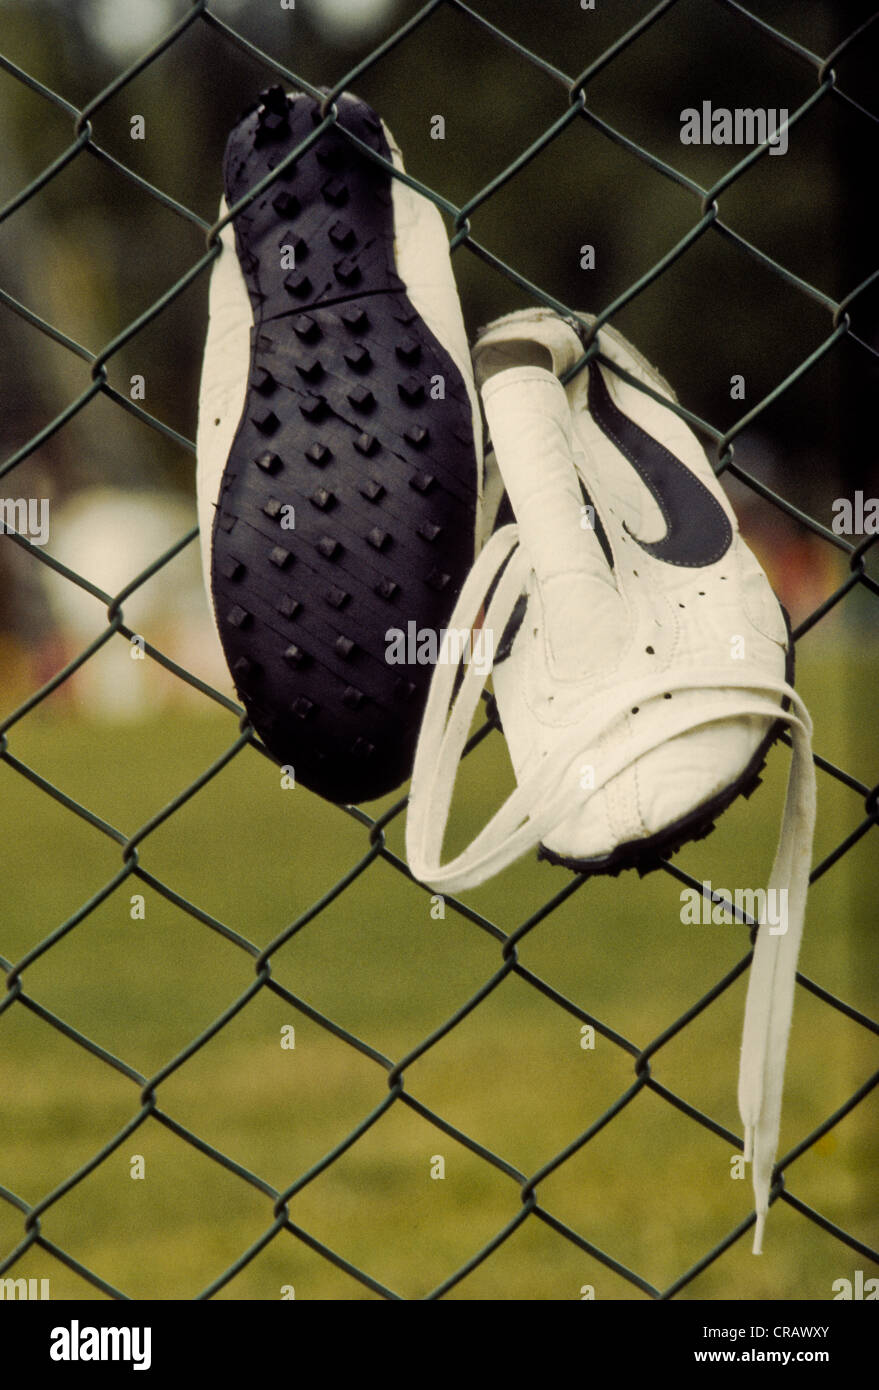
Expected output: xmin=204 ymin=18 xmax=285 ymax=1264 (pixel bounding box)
xmin=196 ymin=86 xmax=482 ymax=804
xmin=405 ymin=308 xmax=816 ymax=1252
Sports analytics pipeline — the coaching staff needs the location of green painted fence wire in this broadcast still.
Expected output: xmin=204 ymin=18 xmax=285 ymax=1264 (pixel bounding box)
xmin=1 ymin=0 xmax=877 ymax=1299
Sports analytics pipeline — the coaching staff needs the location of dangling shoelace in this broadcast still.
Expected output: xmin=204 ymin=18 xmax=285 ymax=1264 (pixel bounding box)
xmin=406 ymin=521 xmax=816 ymax=1253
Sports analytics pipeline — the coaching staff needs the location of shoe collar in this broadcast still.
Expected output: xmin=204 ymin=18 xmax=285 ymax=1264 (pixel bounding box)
xmin=472 ymin=308 xmax=593 ymax=388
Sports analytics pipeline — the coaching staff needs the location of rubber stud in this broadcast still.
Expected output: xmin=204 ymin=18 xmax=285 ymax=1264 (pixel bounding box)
xmin=300 ymin=395 xmax=327 ymax=420
xmin=317 ymin=536 xmax=342 ymax=559
xmin=335 ymin=635 xmax=356 ymax=660
xmin=227 ymin=605 xmax=251 ymax=629
xmin=253 ymin=408 xmax=280 ymax=434
xmin=221 ymin=557 xmax=245 ymax=580
xmin=263 ymin=497 xmax=283 ymax=519
xmin=418 ymin=522 xmax=442 ymax=542
xmin=269 ymin=547 xmax=292 ymax=569
xmin=281 ymin=234 xmax=307 ymax=260
xmin=297 ymin=357 xmax=324 ymax=383
xmin=252 ymin=368 xmax=276 ymax=395
xmin=255 ymin=451 xmax=282 ymax=473
xmin=292 ymin=696 xmax=316 ymax=719
xmin=317 ymin=146 xmax=346 ymax=170
xmin=256 ymin=109 xmax=288 ymax=143
xmin=348 ymin=385 xmax=375 ymax=412
xmin=399 ymin=377 xmax=425 ymax=405
xmin=306 ymin=442 xmax=332 ymax=465
xmin=284 ymin=272 xmax=312 ymax=298
xmin=310 ymin=488 xmax=336 ymax=511
xmin=409 ymin=471 xmax=435 ymax=493
xmin=283 ymin=644 xmax=310 ymax=668
xmin=233 ymin=656 xmax=257 ymax=681
xmin=344 ymin=345 xmax=371 ymax=372
xmin=342 ymin=686 xmax=366 ymax=709
xmin=277 ymin=594 xmax=301 ymax=619
xmin=335 ymin=257 xmax=361 ymax=285
xmin=329 ymin=220 xmax=356 ymax=249
xmin=376 ymin=577 xmax=399 ymax=600
xmin=293 ymin=314 xmax=320 ymax=341
xmin=341 ymin=306 xmax=369 ymax=332
xmin=326 ymin=586 xmax=350 ymax=609
xmin=394 ymin=677 xmax=417 ymax=700
xmin=359 ymin=479 xmax=385 ymax=501
xmin=322 ymin=178 xmax=348 ymax=206
xmin=396 ymin=337 xmax=421 ymax=364
xmin=272 ymin=191 xmax=300 ymax=219
xmin=426 ymin=569 xmax=451 ymax=591
xmin=353 ymin=432 xmax=378 ymax=456
xmin=259 ymin=86 xmax=288 ymax=116
xmin=351 ymin=737 xmax=375 ymax=758
xmin=367 ymin=527 xmax=390 ymax=551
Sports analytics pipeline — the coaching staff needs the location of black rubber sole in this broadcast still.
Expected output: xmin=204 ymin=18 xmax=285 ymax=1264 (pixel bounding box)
xmin=209 ymin=88 xmax=477 ymax=804
xmin=535 ymin=610 xmax=797 ymax=879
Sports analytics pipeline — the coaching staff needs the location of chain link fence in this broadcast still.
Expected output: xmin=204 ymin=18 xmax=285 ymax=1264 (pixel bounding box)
xmin=1 ymin=0 xmax=877 ymax=1299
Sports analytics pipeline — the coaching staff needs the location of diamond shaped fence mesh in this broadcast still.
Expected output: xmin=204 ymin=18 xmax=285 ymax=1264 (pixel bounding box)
xmin=0 ymin=0 xmax=877 ymax=1300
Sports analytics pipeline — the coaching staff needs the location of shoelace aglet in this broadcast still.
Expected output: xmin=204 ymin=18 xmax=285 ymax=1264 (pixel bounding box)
xmin=753 ymin=1209 xmax=766 ymax=1256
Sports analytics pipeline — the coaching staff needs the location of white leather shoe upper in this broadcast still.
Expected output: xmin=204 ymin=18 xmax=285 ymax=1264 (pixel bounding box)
xmin=472 ymin=313 xmax=790 ymax=865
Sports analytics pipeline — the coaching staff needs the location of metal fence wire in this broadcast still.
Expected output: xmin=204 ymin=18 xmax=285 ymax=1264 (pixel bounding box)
xmin=1 ymin=0 xmax=878 ymax=1300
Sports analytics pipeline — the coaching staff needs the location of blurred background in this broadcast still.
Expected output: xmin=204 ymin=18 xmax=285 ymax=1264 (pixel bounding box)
xmin=0 ymin=0 xmax=876 ymax=1300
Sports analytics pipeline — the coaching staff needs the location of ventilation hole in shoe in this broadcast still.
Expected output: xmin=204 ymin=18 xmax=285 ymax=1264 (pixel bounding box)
xmin=720 ymin=575 xmax=727 ymax=580
xmin=632 ymin=569 xmax=638 ymax=576
xmin=698 ymin=590 xmax=705 ymax=596
xmin=664 ymin=693 xmax=672 ymax=699
xmin=678 ymin=602 xmax=685 ymax=608
xmin=631 ymin=706 xmax=639 ymax=714
xmin=645 ymin=645 xmax=654 ymax=654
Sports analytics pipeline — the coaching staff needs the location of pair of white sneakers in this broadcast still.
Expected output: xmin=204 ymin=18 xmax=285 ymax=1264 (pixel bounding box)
xmin=197 ymin=90 xmax=816 ymax=1254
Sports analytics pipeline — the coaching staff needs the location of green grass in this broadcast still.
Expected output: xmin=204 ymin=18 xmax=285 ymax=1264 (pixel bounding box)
xmin=0 ymin=633 xmax=877 ymax=1300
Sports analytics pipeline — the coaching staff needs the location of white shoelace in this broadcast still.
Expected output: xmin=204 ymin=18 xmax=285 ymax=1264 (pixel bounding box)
xmin=406 ymin=521 xmax=816 ymax=1253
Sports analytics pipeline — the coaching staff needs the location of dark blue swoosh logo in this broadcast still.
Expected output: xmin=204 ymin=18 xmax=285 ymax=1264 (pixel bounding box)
xmin=587 ymin=361 xmax=733 ymax=568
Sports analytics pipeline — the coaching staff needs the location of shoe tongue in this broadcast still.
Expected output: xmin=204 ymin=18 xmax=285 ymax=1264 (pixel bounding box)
xmin=481 ymin=367 xmax=623 ymax=676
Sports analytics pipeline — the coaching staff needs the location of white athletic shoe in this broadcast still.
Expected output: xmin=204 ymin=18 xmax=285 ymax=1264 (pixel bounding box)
xmin=406 ymin=308 xmax=816 ymax=1252
xmin=196 ymin=87 xmax=483 ymax=804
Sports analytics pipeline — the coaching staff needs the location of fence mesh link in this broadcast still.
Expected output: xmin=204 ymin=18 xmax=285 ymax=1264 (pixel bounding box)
xmin=1 ymin=0 xmax=877 ymax=1300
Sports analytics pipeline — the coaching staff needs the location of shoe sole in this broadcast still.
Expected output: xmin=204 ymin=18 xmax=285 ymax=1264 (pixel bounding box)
xmin=209 ymin=90 xmax=478 ymax=803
